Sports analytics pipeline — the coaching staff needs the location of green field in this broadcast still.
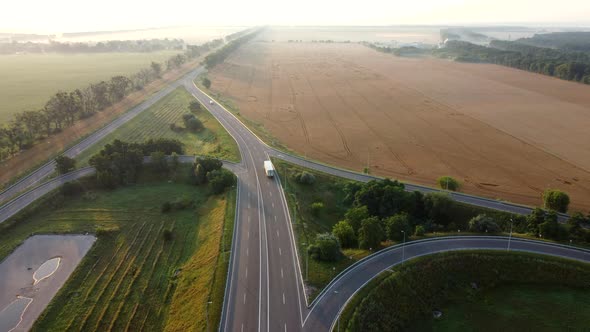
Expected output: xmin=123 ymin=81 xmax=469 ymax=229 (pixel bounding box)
xmin=75 ymin=87 xmax=240 ymax=165
xmin=0 ymin=168 xmax=235 ymax=332
xmin=419 ymin=284 xmax=590 ymax=331
xmin=0 ymin=51 xmax=180 ymax=123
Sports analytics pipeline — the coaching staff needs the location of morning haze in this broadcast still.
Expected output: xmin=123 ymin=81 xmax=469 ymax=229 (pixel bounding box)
xmin=1 ymin=2 xmax=589 ymax=332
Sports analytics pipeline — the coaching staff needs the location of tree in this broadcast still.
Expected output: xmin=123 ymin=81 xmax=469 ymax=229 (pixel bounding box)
xmin=310 ymin=202 xmax=324 ymax=216
xmin=332 ymin=220 xmax=356 ymax=248
xmin=437 ymin=176 xmax=460 ymax=191
xmin=202 ymin=77 xmax=212 ymax=89
xmin=308 ymin=233 xmax=341 ymax=261
xmin=468 ymin=214 xmax=500 ymax=233
xmin=150 ymin=151 xmax=168 ymax=172
xmin=189 ymin=101 xmax=201 ymax=111
xmin=543 ymin=189 xmax=570 ymax=213
xmin=207 ymin=169 xmax=234 ymax=194
xmin=414 ymin=225 xmax=426 ymax=236
xmin=345 ymin=205 xmax=370 ymax=233
xmin=109 ymin=76 xmax=132 ymax=102
xmin=385 ymin=213 xmax=412 ymax=241
xmin=186 ymin=117 xmax=203 ymax=131
xmin=196 ymin=157 xmax=223 ymax=172
xmin=294 ymin=171 xmax=316 ymax=185
xmin=55 ymin=155 xmax=76 ymax=174
xmin=526 ymin=208 xmax=546 ymax=234
xmin=151 ymin=61 xmax=162 ymax=78
xmin=358 ymin=217 xmax=383 ymax=250
xmin=194 ymin=163 xmax=207 ymax=185
xmin=423 ymin=192 xmax=454 ymax=225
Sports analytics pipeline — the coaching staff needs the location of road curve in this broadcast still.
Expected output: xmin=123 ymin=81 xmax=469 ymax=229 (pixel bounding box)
xmin=302 ymin=236 xmax=590 ymax=331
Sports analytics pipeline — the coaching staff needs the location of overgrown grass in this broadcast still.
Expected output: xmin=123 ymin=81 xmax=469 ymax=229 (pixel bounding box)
xmin=419 ymin=284 xmax=590 ymax=331
xmin=74 ymin=87 xmax=240 ymax=165
xmin=0 ymin=167 xmax=235 ymax=332
xmin=0 ymin=51 xmax=180 ymax=123
xmin=339 ymin=251 xmax=590 ymax=331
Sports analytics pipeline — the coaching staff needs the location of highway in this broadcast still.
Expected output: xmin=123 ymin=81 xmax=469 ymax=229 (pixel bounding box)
xmin=1 ymin=64 xmax=588 ymax=332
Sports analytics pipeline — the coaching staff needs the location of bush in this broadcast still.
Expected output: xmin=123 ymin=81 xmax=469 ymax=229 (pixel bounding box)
xmin=202 ymin=77 xmax=212 ymax=89
xmin=186 ymin=117 xmax=203 ymax=131
xmin=385 ymin=213 xmax=412 ymax=241
xmin=358 ymin=217 xmax=384 ymax=250
xmin=55 ymin=155 xmax=76 ymax=174
xmin=207 ymin=169 xmax=235 ymax=194
xmin=423 ymin=192 xmax=454 ymax=226
xmin=332 ymin=220 xmax=356 ymax=248
xmin=414 ymin=225 xmax=425 ymax=236
xmin=308 ymin=233 xmax=341 ymax=261
xmin=437 ymin=176 xmax=460 ymax=191
xmin=161 ymin=201 xmax=172 ymax=213
xmin=60 ymin=181 xmax=84 ymax=196
xmin=310 ymin=202 xmax=324 ymax=216
xmin=189 ymin=101 xmax=202 ymax=111
xmin=543 ymin=189 xmax=570 ymax=213
xmin=468 ymin=214 xmax=500 ymax=233
xmin=294 ymin=171 xmax=316 ymax=185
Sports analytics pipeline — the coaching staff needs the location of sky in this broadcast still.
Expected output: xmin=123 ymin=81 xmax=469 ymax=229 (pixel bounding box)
xmin=2 ymin=0 xmax=590 ymax=33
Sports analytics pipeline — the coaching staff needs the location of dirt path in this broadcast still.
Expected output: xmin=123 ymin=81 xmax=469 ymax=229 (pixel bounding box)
xmin=208 ymin=39 xmax=590 ymax=212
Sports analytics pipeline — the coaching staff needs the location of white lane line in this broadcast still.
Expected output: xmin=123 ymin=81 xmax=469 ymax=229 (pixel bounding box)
xmin=241 ymin=324 xmax=244 ymax=332
xmin=274 ymin=215 xmax=277 ymax=222
xmin=283 ymin=293 xmax=286 ymax=305
xmin=272 ymin=202 xmax=275 ymax=208
xmin=249 ymin=201 xmax=251 ymax=209
xmin=244 ymin=293 xmax=246 ymax=304
xmin=281 ymin=268 xmax=284 ymax=279
xmin=285 ymin=323 xmax=287 ymax=332
xmin=248 ymin=216 xmax=251 ymax=224
xmin=276 ymin=230 xmax=279 ymax=238
xmin=246 ymin=267 xmax=248 ymax=278
xmin=246 ymin=248 xmax=249 ymax=256
xmin=279 ymin=248 xmax=282 ymax=256
xmin=270 ymin=191 xmax=273 ymax=197
xmin=248 ymin=231 xmax=250 ymax=239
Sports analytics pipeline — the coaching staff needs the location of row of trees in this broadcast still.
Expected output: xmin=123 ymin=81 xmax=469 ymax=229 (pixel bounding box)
xmin=204 ymin=29 xmax=263 ymax=69
xmin=0 ymin=38 xmax=184 ymax=54
xmin=310 ymin=178 xmax=587 ymax=262
xmin=0 ymin=39 xmax=222 ymax=161
xmin=89 ymin=139 xmax=183 ymax=188
xmin=434 ymin=40 xmax=590 ymax=84
xmin=516 ymin=32 xmax=590 ymax=53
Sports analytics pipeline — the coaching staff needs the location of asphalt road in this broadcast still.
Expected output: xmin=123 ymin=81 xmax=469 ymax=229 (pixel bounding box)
xmin=0 ymin=67 xmax=205 ymax=206
xmin=1 ymin=65 xmax=587 ymax=332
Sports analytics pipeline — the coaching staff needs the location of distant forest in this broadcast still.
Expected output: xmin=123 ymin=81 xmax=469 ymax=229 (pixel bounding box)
xmin=369 ymin=31 xmax=590 ymax=85
xmin=0 ymin=38 xmax=184 ymax=54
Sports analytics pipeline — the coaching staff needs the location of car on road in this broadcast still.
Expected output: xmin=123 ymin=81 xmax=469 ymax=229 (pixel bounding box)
xmin=209 ymin=100 xmax=214 ymax=105
xmin=264 ymin=160 xmax=275 ymax=177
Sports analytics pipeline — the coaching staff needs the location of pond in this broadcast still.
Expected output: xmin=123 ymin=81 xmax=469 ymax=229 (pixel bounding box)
xmin=0 ymin=235 xmax=95 ymax=331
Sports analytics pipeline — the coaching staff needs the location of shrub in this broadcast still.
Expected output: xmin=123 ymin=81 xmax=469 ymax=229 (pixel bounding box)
xmin=294 ymin=171 xmax=316 ymax=185
xmin=186 ymin=117 xmax=203 ymax=131
xmin=437 ymin=176 xmax=460 ymax=191
xmin=543 ymin=189 xmax=570 ymax=213
xmin=468 ymin=214 xmax=500 ymax=233
xmin=55 ymin=155 xmax=76 ymax=174
xmin=345 ymin=205 xmax=370 ymax=233
xmin=202 ymin=77 xmax=212 ymax=88
xmin=358 ymin=217 xmax=384 ymax=250
xmin=414 ymin=225 xmax=425 ymax=236
xmin=308 ymin=233 xmax=341 ymax=261
xmin=207 ymin=169 xmax=235 ymax=194
xmin=310 ymin=202 xmax=324 ymax=216
xmin=189 ymin=100 xmax=202 ymax=111
xmin=332 ymin=220 xmax=356 ymax=248
xmin=385 ymin=213 xmax=412 ymax=241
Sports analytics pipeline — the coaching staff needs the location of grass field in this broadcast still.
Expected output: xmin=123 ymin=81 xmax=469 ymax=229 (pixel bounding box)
xmin=0 ymin=169 xmax=235 ymax=332
xmin=418 ymin=284 xmax=590 ymax=331
xmin=75 ymin=87 xmax=240 ymax=165
xmin=0 ymin=51 xmax=180 ymax=123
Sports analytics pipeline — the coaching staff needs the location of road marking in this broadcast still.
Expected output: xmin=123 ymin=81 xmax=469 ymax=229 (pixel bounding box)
xmin=270 ymin=191 xmax=273 ymax=197
xmin=279 ymin=248 xmax=282 ymax=256
xmin=246 ymin=268 xmax=248 ymax=278
xmin=285 ymin=323 xmax=287 ymax=332
xmin=272 ymin=202 xmax=275 ymax=208
xmin=246 ymin=248 xmax=249 ymax=256
xmin=243 ymin=293 xmax=246 ymax=304
xmin=241 ymin=324 xmax=244 ymax=332
xmin=248 ymin=216 xmax=251 ymax=224
xmin=276 ymin=230 xmax=279 ymax=238
xmin=283 ymin=293 xmax=286 ymax=304
xmin=281 ymin=268 xmax=284 ymax=279
xmin=274 ymin=215 xmax=277 ymax=222
xmin=249 ymin=201 xmax=251 ymax=209
xmin=248 ymin=231 xmax=250 ymax=239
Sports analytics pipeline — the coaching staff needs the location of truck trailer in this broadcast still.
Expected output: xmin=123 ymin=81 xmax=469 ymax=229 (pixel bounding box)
xmin=264 ymin=160 xmax=275 ymax=177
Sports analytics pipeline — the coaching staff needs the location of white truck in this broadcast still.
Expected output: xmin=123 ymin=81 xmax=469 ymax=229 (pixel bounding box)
xmin=264 ymin=160 xmax=275 ymax=177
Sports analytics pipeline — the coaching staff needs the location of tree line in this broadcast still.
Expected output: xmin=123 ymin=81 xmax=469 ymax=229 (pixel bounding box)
xmin=204 ymin=28 xmax=264 ymax=69
xmin=0 ymin=39 xmax=185 ymax=54
xmin=0 ymin=38 xmax=222 ymax=161
xmin=309 ymin=178 xmax=590 ymax=262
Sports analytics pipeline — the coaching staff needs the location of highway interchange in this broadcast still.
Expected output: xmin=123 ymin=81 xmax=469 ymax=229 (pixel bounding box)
xmin=0 ymin=65 xmax=589 ymax=332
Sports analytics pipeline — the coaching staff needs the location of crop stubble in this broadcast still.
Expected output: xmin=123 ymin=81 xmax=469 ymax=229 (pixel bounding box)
xmin=209 ymin=38 xmax=590 ymax=211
